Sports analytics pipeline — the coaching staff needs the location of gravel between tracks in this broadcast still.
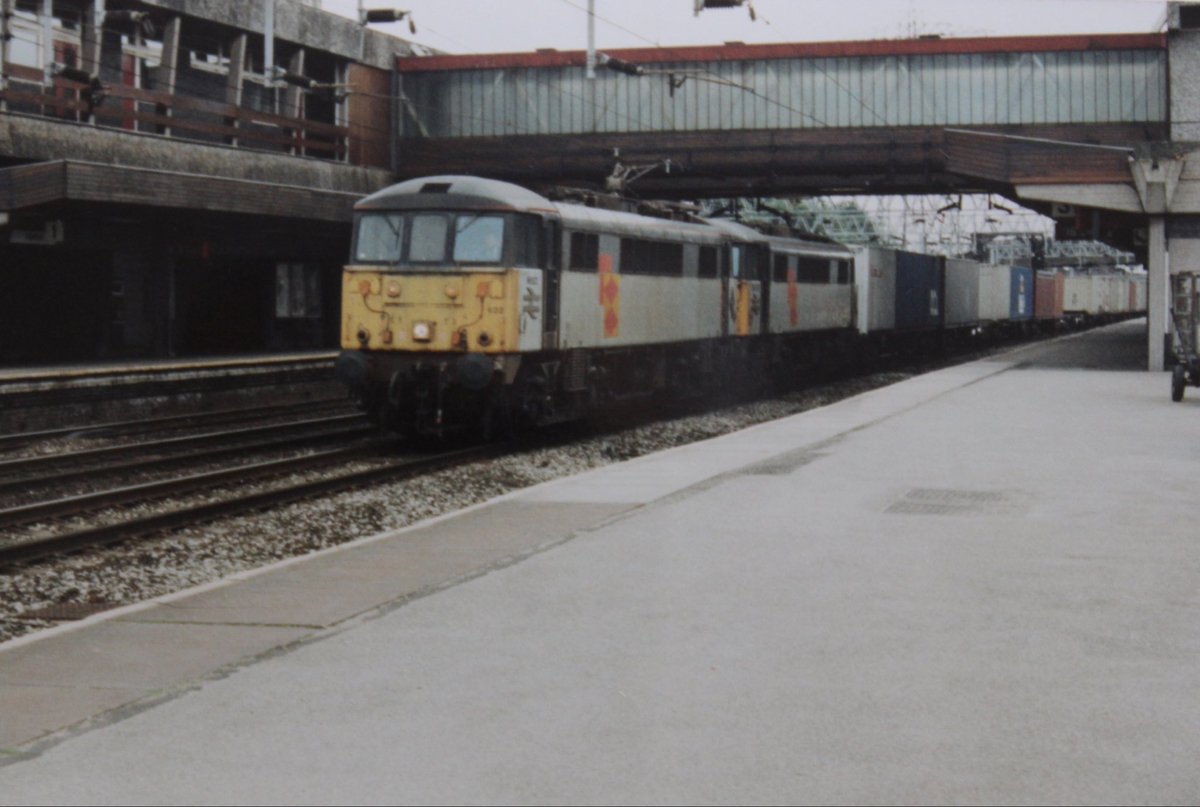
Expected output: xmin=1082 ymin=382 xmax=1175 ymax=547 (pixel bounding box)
xmin=0 ymin=366 xmax=929 ymax=644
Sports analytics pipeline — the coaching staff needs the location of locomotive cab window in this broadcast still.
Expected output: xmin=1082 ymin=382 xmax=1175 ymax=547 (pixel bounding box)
xmin=410 ymin=214 xmax=450 ymax=263
xmin=352 ymin=211 xmax=522 ymax=269
xmin=453 ymin=215 xmax=505 ymax=263
xmin=354 ymin=213 xmax=405 ymax=263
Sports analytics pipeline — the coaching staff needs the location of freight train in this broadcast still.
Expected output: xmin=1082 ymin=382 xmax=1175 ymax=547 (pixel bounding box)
xmin=334 ymin=176 xmax=1146 ymax=438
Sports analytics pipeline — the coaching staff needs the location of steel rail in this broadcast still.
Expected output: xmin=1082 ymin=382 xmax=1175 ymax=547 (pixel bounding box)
xmin=0 ymin=414 xmax=368 ymax=479
xmin=0 ymin=445 xmax=495 ymax=566
xmin=0 ymin=423 xmax=376 ymax=497
xmin=0 ymin=439 xmax=399 ymax=530
xmin=0 ymin=397 xmax=354 ymax=451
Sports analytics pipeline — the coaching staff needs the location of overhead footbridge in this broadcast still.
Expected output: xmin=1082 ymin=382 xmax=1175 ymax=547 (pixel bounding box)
xmin=392 ymin=33 xmax=1168 ymax=197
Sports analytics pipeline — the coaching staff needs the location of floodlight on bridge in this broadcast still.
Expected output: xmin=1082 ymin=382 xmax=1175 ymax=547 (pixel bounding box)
xmin=600 ymin=54 xmax=644 ymax=76
xmin=360 ymin=8 xmax=417 ymax=34
xmin=693 ymin=0 xmax=756 ymax=20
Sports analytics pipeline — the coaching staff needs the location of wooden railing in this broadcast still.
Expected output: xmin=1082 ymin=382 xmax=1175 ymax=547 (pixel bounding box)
xmin=1 ymin=63 xmax=351 ymax=161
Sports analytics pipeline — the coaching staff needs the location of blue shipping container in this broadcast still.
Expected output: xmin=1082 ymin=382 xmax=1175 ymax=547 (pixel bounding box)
xmin=894 ymin=251 xmax=943 ymax=330
xmin=1009 ymin=265 xmax=1034 ymax=321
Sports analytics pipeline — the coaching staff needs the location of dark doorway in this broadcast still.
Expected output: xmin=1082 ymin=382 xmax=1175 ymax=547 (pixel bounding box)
xmin=0 ymin=245 xmax=112 ymax=364
xmin=174 ymin=255 xmax=273 ymax=354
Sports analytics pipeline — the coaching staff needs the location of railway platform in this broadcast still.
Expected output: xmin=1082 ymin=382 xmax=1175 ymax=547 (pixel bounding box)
xmin=1 ymin=319 xmax=1197 ymax=804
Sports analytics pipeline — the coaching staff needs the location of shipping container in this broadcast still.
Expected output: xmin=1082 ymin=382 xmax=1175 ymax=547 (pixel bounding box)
xmin=854 ymin=246 xmax=896 ymax=334
xmin=978 ymin=263 xmax=1011 ymax=322
xmin=944 ymin=258 xmax=981 ymax=328
xmin=1034 ymin=271 xmax=1065 ymax=320
xmin=1063 ymin=274 xmax=1094 ymax=313
xmin=1134 ymin=275 xmax=1148 ymax=311
xmin=894 ymin=251 xmax=943 ymax=331
xmin=1009 ymin=265 xmax=1034 ymax=321
xmin=1103 ymin=274 xmax=1125 ymax=313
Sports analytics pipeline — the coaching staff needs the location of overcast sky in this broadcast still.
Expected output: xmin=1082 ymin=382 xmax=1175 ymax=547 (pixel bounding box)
xmin=323 ymin=0 xmax=1169 ymax=55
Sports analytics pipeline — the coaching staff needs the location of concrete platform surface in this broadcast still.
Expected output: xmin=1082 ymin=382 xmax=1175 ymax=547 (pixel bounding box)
xmin=1 ymin=320 xmax=1198 ymax=805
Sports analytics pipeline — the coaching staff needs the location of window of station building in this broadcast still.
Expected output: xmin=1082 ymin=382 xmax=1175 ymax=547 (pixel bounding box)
xmin=453 ymin=214 xmax=505 ymax=264
xmin=796 ymin=257 xmax=830 ymax=284
xmin=620 ymin=239 xmax=683 ymax=276
xmin=275 ymin=263 xmax=322 ymax=319
xmin=569 ymin=232 xmax=599 ymax=272
xmin=698 ymin=246 xmax=718 ymax=278
xmin=12 ymin=0 xmax=80 ymax=29
xmin=188 ymin=43 xmax=232 ymax=76
xmin=8 ymin=2 xmax=82 ymax=71
xmin=6 ymin=15 xmax=42 ymax=68
xmin=408 ymin=214 xmax=449 ymax=263
xmin=354 ymin=213 xmax=404 ymax=263
xmin=128 ymin=36 xmax=163 ymax=83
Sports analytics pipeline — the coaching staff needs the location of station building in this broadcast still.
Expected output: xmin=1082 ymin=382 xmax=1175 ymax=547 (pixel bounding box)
xmin=0 ymin=0 xmax=417 ymax=363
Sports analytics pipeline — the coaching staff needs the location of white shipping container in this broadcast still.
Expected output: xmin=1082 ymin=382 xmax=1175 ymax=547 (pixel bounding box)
xmin=854 ymin=246 xmax=896 ymax=334
xmin=978 ymin=263 xmax=1011 ymax=322
xmin=944 ymin=258 xmax=981 ymax=327
xmin=1064 ymin=275 xmax=1095 ymax=313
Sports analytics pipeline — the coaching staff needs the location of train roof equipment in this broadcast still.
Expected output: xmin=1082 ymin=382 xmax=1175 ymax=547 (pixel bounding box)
xmin=355 ymin=175 xmax=561 ymax=216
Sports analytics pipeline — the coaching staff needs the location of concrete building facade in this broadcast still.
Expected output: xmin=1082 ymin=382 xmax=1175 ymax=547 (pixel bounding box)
xmin=0 ymin=0 xmax=418 ymax=362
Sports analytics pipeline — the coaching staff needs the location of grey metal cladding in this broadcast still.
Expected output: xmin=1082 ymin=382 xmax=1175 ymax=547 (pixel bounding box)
xmin=399 ymin=47 xmax=1166 ymax=139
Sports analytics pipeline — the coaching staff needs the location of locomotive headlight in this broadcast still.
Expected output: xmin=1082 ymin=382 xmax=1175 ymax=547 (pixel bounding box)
xmin=386 ymin=281 xmax=401 ymax=298
xmin=412 ymin=321 xmax=434 ymax=342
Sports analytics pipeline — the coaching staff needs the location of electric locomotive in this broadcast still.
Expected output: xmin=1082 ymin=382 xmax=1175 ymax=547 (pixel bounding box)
xmin=336 ymin=175 xmax=764 ymax=438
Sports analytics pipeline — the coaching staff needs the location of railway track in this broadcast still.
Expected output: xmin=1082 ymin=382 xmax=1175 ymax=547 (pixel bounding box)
xmin=0 ymin=397 xmax=356 ymax=452
xmin=0 ymin=412 xmax=370 ymax=492
xmin=0 ymin=442 xmax=495 ymax=566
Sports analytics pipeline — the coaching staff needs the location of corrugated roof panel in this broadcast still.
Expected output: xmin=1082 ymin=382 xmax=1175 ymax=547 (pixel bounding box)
xmin=399 ymin=45 xmax=1166 ymax=139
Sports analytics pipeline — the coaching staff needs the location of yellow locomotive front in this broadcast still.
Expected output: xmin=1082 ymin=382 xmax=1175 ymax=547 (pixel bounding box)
xmin=335 ymin=177 xmax=558 ymax=437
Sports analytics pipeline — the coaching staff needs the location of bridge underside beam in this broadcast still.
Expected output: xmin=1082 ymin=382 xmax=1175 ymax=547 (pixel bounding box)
xmin=395 ymin=123 xmax=1163 ymax=199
